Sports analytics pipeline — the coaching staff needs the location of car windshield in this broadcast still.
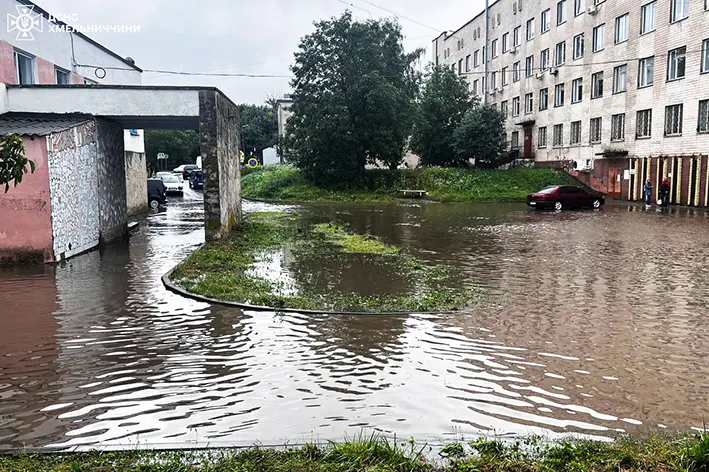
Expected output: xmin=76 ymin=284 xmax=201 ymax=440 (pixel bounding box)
xmin=537 ymin=186 xmax=558 ymax=194
xmin=163 ymin=176 xmax=180 ymax=183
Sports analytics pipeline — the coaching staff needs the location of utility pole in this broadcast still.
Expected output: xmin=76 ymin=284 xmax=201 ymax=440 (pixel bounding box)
xmin=483 ymin=0 xmax=490 ymax=105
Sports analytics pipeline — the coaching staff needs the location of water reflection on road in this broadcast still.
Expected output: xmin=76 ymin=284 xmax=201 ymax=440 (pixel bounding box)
xmin=2 ymin=194 xmax=709 ymax=450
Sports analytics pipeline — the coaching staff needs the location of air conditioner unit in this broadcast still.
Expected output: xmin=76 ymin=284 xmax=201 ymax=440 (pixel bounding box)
xmin=536 ymin=71 xmax=545 ymax=79
xmin=587 ymin=5 xmax=598 ymax=14
xmin=549 ymin=67 xmax=559 ymax=75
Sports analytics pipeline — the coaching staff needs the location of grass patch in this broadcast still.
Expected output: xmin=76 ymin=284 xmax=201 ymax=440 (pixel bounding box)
xmin=170 ymin=212 xmax=474 ymax=312
xmin=241 ymin=165 xmax=581 ymax=204
xmin=3 ymin=434 xmax=709 ymax=471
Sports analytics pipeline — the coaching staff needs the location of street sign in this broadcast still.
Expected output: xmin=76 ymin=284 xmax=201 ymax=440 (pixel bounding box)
xmin=157 ymin=152 xmax=168 ymax=160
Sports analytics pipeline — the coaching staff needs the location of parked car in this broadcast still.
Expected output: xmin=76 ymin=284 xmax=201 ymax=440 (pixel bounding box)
xmin=173 ymin=164 xmax=198 ymax=180
xmin=161 ymin=175 xmax=184 ymax=196
xmin=189 ymin=169 xmax=204 ymax=190
xmin=527 ymin=185 xmax=605 ymax=211
xmin=155 ymin=171 xmax=173 ymax=181
xmin=147 ymin=179 xmax=167 ymax=209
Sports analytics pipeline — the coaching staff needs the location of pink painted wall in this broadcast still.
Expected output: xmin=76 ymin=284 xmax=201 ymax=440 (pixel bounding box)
xmin=70 ymin=72 xmax=84 ymax=84
xmin=37 ymin=57 xmax=56 ymax=84
xmin=0 ymin=40 xmax=17 ymax=84
xmin=0 ymin=137 xmax=54 ymax=262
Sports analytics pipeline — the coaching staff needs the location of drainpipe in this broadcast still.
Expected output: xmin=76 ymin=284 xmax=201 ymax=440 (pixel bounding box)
xmin=483 ymin=0 xmax=490 ymax=105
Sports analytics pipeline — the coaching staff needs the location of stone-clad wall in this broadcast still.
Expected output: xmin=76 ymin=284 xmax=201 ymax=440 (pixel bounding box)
xmin=125 ymin=151 xmax=148 ymax=216
xmin=47 ymin=121 xmax=101 ymax=260
xmin=96 ymin=119 xmax=128 ymax=244
xmin=200 ymin=90 xmax=241 ymax=240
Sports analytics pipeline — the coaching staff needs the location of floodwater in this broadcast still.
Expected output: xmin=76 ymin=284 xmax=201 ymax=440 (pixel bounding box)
xmin=2 ymin=193 xmax=709 ymax=451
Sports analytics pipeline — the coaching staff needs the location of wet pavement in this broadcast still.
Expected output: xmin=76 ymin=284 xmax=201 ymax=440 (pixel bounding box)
xmin=2 ymin=192 xmax=709 ymax=450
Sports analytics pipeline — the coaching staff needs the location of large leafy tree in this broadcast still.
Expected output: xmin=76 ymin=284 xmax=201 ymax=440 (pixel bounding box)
xmin=238 ymin=104 xmax=278 ymax=160
xmin=452 ymin=105 xmax=507 ymax=168
xmin=287 ymin=11 xmax=422 ymax=185
xmin=410 ymin=65 xmax=476 ymax=167
xmin=0 ymin=135 xmax=34 ymax=193
xmin=144 ymin=130 xmax=200 ymax=175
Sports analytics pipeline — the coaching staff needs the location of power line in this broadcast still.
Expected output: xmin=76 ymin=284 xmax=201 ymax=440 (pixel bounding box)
xmin=334 ymin=0 xmax=373 ymax=17
xmin=353 ymin=0 xmax=442 ymax=33
xmin=74 ymin=63 xmax=291 ymax=78
xmin=143 ymin=59 xmax=293 ymax=79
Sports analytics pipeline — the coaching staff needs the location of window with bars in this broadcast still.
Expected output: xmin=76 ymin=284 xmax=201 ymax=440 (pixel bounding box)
xmin=591 ymin=71 xmax=604 ymax=98
xmin=613 ymin=64 xmax=628 ymax=93
xmin=667 ymin=46 xmax=686 ymax=81
xmin=555 ymin=41 xmax=566 ymax=66
xmin=553 ymin=124 xmax=564 ymax=147
xmin=615 ymin=13 xmax=629 ymax=43
xmin=540 ymin=48 xmax=550 ymax=70
xmin=611 ymin=114 xmax=625 ymax=141
xmin=698 ymin=100 xmax=709 ymax=133
xmin=590 ymin=117 xmax=602 ymax=143
xmin=593 ymin=24 xmax=605 ymax=52
xmin=538 ymin=126 xmax=548 ymax=148
xmin=557 ymin=0 xmax=567 ymax=25
xmin=539 ymin=88 xmax=549 ymax=110
xmin=570 ymin=121 xmax=582 ymax=144
xmin=511 ymin=131 xmax=520 ymax=149
xmin=554 ymin=83 xmax=565 ymax=107
xmin=525 ymin=93 xmax=534 ymax=113
xmin=638 ymin=57 xmax=654 ymax=87
xmin=527 ymin=18 xmax=535 ymax=40
xmin=512 ymin=96 xmax=520 ymax=116
xmin=636 ymin=109 xmax=652 ymax=138
xmin=513 ymin=61 xmax=520 ymax=82
xmin=571 ymin=78 xmax=583 ymax=103
xmin=641 ymin=2 xmax=656 ymax=34
xmin=541 ymin=9 xmax=550 ymax=32
xmin=665 ymin=104 xmax=683 ymax=135
xmin=573 ymin=34 xmax=584 ymax=60
xmin=525 ymin=55 xmax=534 ymax=77
xmin=671 ymin=0 xmax=689 ymax=22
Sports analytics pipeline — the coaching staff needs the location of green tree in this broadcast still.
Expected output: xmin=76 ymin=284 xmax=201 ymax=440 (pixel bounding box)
xmin=287 ymin=11 xmax=422 ymax=185
xmin=410 ymin=65 xmax=476 ymax=167
xmin=144 ymin=130 xmax=199 ymax=175
xmin=0 ymin=135 xmax=34 ymax=192
xmin=452 ymin=105 xmax=507 ymax=168
xmin=238 ymin=104 xmax=278 ymax=160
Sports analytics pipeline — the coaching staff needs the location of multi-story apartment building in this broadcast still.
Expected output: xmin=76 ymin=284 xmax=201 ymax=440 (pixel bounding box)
xmin=433 ymin=0 xmax=709 ymax=206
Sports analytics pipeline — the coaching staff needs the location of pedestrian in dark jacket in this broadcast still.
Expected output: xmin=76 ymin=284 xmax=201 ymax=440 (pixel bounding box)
xmin=644 ymin=180 xmax=653 ymax=206
xmin=659 ymin=177 xmax=671 ymax=206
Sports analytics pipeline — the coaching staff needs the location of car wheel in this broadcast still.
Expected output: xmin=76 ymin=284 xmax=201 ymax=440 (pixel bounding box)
xmin=149 ymin=199 xmax=160 ymax=209
xmin=592 ymin=199 xmax=602 ymax=209
xmin=554 ymin=201 xmax=563 ymax=211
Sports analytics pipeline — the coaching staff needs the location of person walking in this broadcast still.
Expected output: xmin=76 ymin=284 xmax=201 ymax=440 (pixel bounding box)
xmin=659 ymin=177 xmax=671 ymax=207
xmin=644 ymin=179 xmax=653 ymax=206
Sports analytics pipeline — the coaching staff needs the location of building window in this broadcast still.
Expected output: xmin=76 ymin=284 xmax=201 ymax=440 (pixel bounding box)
xmin=611 ymin=114 xmax=626 ymax=141
xmin=538 ymin=126 xmax=548 ymax=148
xmin=574 ymin=0 xmax=585 ymax=16
xmin=525 ymin=92 xmax=534 ymax=113
xmin=553 ymin=124 xmax=564 ymax=147
xmin=557 ymin=0 xmax=567 ymax=25
xmin=526 ymin=18 xmax=535 ymax=40
xmin=541 ymin=9 xmax=551 ymax=33
xmin=512 ymin=96 xmax=521 ymax=116
xmin=466 ymin=55 xmax=471 ymax=71
xmin=554 ymin=83 xmax=565 ymax=107
xmin=540 ymin=49 xmax=550 ymax=70
xmin=513 ymin=61 xmax=520 ymax=82
xmin=539 ymin=88 xmax=549 ymax=110
xmin=525 ymin=55 xmax=534 ymax=77
xmin=555 ymin=41 xmax=566 ymax=66
xmin=511 ymin=131 xmax=520 ymax=149
xmin=502 ymin=66 xmax=509 ymax=85
xmin=474 ymin=50 xmax=480 ymax=67
xmin=591 ymin=71 xmax=604 ymax=98
xmin=55 ymin=67 xmax=69 ymax=84
xmin=502 ymin=33 xmax=509 ymax=52
xmin=573 ymin=34 xmax=584 ymax=60
xmin=590 ymin=117 xmax=602 ymax=143
xmin=501 ymin=100 xmax=509 ymax=116
xmin=667 ymin=46 xmax=686 ymax=81
xmin=473 ymin=79 xmax=480 ymax=95
xmin=615 ymin=13 xmax=629 ymax=43
xmin=491 ymin=71 xmax=498 ymax=89
xmin=641 ymin=1 xmax=656 ymax=34
xmin=458 ymin=59 xmax=463 ymax=75
xmin=702 ymin=39 xmax=709 ymax=73
xmin=698 ymin=99 xmax=709 ymax=133
xmin=592 ymin=24 xmax=605 ymax=52
xmin=638 ymin=57 xmax=654 ymax=87
xmin=636 ymin=109 xmax=653 ymax=138
xmin=671 ymin=0 xmax=689 ymax=22
xmin=571 ymin=77 xmax=583 ymax=103
xmin=665 ymin=104 xmax=683 ymax=135
xmin=513 ymin=26 xmax=521 ymax=47
xmin=492 ymin=39 xmax=499 ymax=58
xmin=14 ymin=50 xmax=35 ymax=85
xmin=613 ymin=64 xmax=628 ymax=93
xmin=570 ymin=121 xmax=582 ymax=144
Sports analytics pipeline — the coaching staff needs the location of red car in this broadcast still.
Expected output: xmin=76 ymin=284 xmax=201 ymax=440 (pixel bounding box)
xmin=527 ymin=185 xmax=605 ymax=211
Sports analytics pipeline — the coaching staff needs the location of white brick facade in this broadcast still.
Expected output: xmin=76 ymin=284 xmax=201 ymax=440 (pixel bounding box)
xmin=433 ymin=0 xmax=709 ymax=166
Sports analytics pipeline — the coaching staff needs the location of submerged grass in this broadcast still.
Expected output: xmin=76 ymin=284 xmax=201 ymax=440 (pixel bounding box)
xmin=3 ymin=434 xmax=709 ymax=471
xmin=170 ymin=212 xmax=475 ymax=312
xmin=241 ymin=165 xmax=581 ymax=204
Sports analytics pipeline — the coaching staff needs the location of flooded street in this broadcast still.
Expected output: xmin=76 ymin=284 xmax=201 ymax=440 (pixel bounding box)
xmin=2 ymin=193 xmax=709 ymax=450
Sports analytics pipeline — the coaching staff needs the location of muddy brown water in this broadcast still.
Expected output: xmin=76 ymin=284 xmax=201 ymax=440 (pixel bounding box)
xmin=2 ymin=193 xmax=709 ymax=450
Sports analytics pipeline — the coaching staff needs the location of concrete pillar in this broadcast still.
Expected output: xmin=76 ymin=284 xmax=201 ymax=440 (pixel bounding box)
xmin=199 ymin=90 xmax=241 ymax=241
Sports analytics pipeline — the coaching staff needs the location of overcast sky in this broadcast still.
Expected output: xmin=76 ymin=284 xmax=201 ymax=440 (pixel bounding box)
xmin=36 ymin=0 xmax=486 ymax=105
